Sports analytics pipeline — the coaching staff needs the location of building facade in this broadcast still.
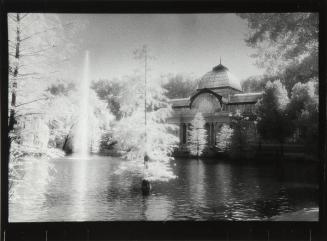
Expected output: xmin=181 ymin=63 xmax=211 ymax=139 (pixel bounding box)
xmin=167 ymin=63 xmax=262 ymax=152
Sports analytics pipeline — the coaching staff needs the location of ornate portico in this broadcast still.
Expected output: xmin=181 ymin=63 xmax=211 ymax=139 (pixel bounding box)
xmin=167 ymin=63 xmax=262 ymax=152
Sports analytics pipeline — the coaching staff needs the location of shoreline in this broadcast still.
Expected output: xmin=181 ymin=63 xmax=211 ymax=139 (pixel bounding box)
xmin=269 ymin=208 xmax=319 ymax=221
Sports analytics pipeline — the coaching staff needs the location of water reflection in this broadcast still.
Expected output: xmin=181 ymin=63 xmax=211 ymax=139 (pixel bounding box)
xmin=144 ymin=195 xmax=173 ymax=220
xmin=71 ymin=157 xmax=88 ymax=220
xmin=9 ymin=156 xmax=319 ymax=222
xmin=188 ymin=160 xmax=206 ymax=208
xmin=213 ymin=163 xmax=233 ymax=219
xmin=10 ymin=159 xmax=52 ymax=222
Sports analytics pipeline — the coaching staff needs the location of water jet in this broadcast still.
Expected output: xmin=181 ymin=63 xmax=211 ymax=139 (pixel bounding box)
xmin=74 ymin=50 xmax=91 ymax=158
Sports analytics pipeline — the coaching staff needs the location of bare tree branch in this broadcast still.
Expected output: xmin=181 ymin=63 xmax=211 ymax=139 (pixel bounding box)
xmin=8 ymin=42 xmax=17 ymax=49
xmin=7 ymin=14 xmax=17 ymax=22
xmin=16 ymin=97 xmax=49 ymax=108
xmin=15 ymin=75 xmax=43 ymax=80
xmin=20 ymin=13 xmax=29 ymax=21
xmin=15 ymin=112 xmax=45 ymax=118
xmin=20 ymin=22 xmax=74 ymax=42
xmin=17 ymin=72 xmax=40 ymax=77
xmin=20 ymin=45 xmax=57 ymax=57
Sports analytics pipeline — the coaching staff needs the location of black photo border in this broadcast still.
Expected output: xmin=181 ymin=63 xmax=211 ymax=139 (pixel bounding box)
xmin=1 ymin=0 xmax=326 ymax=240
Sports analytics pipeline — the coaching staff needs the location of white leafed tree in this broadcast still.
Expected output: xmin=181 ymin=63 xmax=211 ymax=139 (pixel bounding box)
xmin=114 ymin=75 xmax=178 ymax=181
xmin=8 ymin=14 xmax=81 ymax=133
xmin=114 ymin=74 xmax=179 ymax=180
xmin=7 ymin=13 xmax=83 ymax=201
xmin=114 ymin=46 xmax=178 ymax=182
xmin=216 ymin=124 xmax=233 ymax=152
xmin=188 ymin=112 xmax=207 ymax=158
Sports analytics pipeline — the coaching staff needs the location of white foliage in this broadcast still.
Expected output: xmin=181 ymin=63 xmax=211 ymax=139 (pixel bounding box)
xmin=7 ymin=13 xmax=84 ymax=201
xmin=46 ymin=82 xmax=114 ymax=152
xmin=216 ymin=124 xmax=233 ymax=152
xmin=8 ymin=13 xmax=82 ymax=143
xmin=8 ymin=13 xmax=81 ymax=116
xmin=291 ymin=80 xmax=317 ymax=101
xmin=264 ymin=79 xmax=290 ymax=110
xmin=86 ymin=90 xmax=114 ymax=153
xmin=9 ymin=141 xmax=64 ymax=201
xmin=188 ymin=112 xmax=207 ymax=157
xmin=113 ymin=75 xmax=178 ymax=181
xmin=19 ymin=116 xmax=50 ymax=150
xmin=46 ymin=88 xmax=79 ymax=147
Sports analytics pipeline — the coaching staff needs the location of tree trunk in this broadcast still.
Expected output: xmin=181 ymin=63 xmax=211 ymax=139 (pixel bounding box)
xmin=62 ymin=134 xmax=70 ymax=151
xmin=142 ymin=154 xmax=151 ymax=195
xmin=8 ymin=13 xmax=21 ymax=151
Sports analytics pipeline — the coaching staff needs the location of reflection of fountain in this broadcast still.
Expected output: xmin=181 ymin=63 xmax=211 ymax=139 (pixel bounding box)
xmin=74 ymin=51 xmax=90 ymax=158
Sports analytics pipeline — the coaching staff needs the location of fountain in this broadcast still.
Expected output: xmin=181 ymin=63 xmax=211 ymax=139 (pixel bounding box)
xmin=74 ymin=51 xmax=90 ymax=158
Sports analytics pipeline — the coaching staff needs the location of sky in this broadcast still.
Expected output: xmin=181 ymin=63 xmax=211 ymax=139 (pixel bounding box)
xmin=60 ymin=13 xmax=264 ymax=82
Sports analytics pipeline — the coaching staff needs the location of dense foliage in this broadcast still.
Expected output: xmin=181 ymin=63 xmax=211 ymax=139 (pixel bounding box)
xmin=255 ymin=79 xmax=318 ymax=156
xmin=239 ymin=13 xmax=318 ymax=93
xmin=229 ymin=111 xmax=257 ymax=159
xmin=91 ymin=79 xmax=123 ymax=120
xmin=287 ymin=80 xmax=319 ymax=155
xmin=215 ymin=124 xmax=233 ymax=152
xmin=255 ymin=80 xmax=292 ymax=155
xmin=241 ymin=75 xmax=275 ymax=93
xmin=163 ymin=74 xmax=198 ymax=99
xmin=237 ymin=13 xmax=319 ymax=158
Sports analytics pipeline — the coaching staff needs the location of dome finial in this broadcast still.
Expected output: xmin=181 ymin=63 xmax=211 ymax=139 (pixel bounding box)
xmin=220 ymin=57 xmax=221 ymax=65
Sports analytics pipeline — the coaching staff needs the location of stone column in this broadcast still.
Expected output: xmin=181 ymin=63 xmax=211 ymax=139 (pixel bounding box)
xmin=179 ymin=123 xmax=183 ymax=147
xmin=211 ymin=122 xmax=215 ymax=145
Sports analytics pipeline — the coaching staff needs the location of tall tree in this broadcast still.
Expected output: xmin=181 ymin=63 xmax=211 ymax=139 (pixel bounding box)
xmin=8 ymin=14 xmax=78 ymax=136
xmin=7 ymin=13 xmax=82 ymax=200
xmin=187 ymin=112 xmax=207 ymax=158
xmin=239 ymin=13 xmax=318 ymax=92
xmin=256 ymin=80 xmax=292 ymax=155
xmin=114 ymin=46 xmax=178 ymax=182
xmin=287 ymin=80 xmax=318 ymax=156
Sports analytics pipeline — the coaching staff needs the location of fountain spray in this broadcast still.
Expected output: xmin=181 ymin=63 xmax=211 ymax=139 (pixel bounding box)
xmin=74 ymin=50 xmax=90 ymax=158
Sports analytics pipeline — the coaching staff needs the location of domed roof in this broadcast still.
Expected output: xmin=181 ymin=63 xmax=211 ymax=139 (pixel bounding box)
xmin=197 ymin=63 xmax=242 ymax=91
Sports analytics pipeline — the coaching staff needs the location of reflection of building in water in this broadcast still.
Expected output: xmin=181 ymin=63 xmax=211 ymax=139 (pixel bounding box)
xmin=167 ymin=62 xmax=262 ymax=154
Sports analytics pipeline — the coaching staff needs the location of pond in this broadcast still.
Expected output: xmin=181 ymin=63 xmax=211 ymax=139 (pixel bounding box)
xmin=9 ymin=156 xmax=319 ymax=222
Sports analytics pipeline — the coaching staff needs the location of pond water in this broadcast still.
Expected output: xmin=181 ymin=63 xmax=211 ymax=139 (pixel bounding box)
xmin=9 ymin=156 xmax=319 ymax=222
